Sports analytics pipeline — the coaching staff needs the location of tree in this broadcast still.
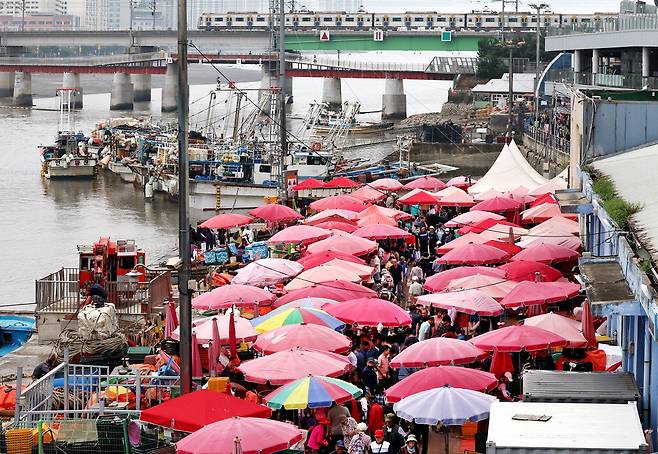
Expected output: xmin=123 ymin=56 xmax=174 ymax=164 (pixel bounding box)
xmin=476 ymin=34 xmax=552 ymax=80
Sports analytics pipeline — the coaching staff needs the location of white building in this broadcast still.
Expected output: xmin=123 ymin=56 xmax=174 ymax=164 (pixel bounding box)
xmin=0 ymin=0 xmax=48 ymax=16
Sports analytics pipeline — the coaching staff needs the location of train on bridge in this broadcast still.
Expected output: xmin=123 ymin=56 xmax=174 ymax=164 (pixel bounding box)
xmin=198 ymin=10 xmax=617 ymax=32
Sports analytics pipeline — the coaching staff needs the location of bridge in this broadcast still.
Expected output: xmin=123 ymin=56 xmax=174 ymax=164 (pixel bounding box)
xmin=0 ymin=52 xmax=167 ymax=74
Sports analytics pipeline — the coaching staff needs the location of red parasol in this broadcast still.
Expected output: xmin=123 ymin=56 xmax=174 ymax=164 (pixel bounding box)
xmin=436 ymin=232 xmax=493 ymax=254
xmin=297 ymin=250 xmax=367 ymax=269
xmin=458 ymin=218 xmax=523 ymax=235
xmin=510 ymin=242 xmax=580 ymax=264
xmin=357 ymin=212 xmax=398 ymax=227
xmin=500 ymin=281 xmax=581 ymax=308
xmin=398 ymin=188 xmax=440 ymax=205
xmin=516 ymin=234 xmax=583 ymax=251
xmin=484 ymin=240 xmax=523 ymax=257
xmin=305 ymin=209 xmax=359 ymax=224
xmin=237 ymin=348 xmax=353 ymax=384
xmin=417 ymin=289 xmax=504 ymax=316
xmin=437 ymin=189 xmax=475 ymax=207
xmin=447 ymin=176 xmax=476 ymax=190
xmin=313 ymin=220 xmax=358 ymax=233
xmin=253 ymin=324 xmax=352 ymax=354
xmin=176 ymin=417 xmax=302 ymax=454
xmin=164 ymin=301 xmax=178 ymax=339
xmin=530 ymin=193 xmax=558 ymax=207
xmin=352 ymin=224 xmax=414 ymax=240
xmin=471 ymin=196 xmax=522 ymax=213
xmin=529 ymin=215 xmax=580 ymax=236
xmin=323 ymin=176 xmax=360 ymax=188
xmin=199 ymin=213 xmax=253 ymax=230
xmin=469 ymin=325 xmax=567 ymax=352
xmin=581 ymin=299 xmax=597 ymax=349
xmin=521 ymin=203 xmax=575 ymax=224
xmin=489 ymin=350 xmax=515 ymax=378
xmin=403 ymin=176 xmax=447 ymax=191
xmin=191 ymin=332 xmax=202 ymax=377
xmin=423 ymin=266 xmax=506 ymax=292
xmin=249 ymin=204 xmax=302 ymax=224
xmin=390 ymin=337 xmax=488 ymax=368
xmin=385 ymin=366 xmax=497 ymax=402
xmin=273 ymin=281 xmax=377 ymax=307
xmin=266 ymin=225 xmax=331 ymax=245
xmin=436 ymin=243 xmax=510 ymax=265
xmin=444 ymin=210 xmax=505 ymax=228
xmin=309 ymin=194 xmax=366 ymax=212
xmin=305 ymin=233 xmax=378 ymax=256
xmin=370 ymin=178 xmax=404 ymax=192
xmin=292 ymin=178 xmax=324 ymax=191
xmin=358 ymin=204 xmax=413 ymax=221
xmin=351 ymin=185 xmax=386 ymax=203
xmin=498 ymin=260 xmax=563 ymax=282
xmin=444 ymin=275 xmax=517 ymax=301
xmin=524 ymin=312 xmax=587 ymax=348
xmin=325 ymin=297 xmax=411 ymax=327
xmin=140 ymin=390 xmax=271 ymax=433
xmin=192 ymin=284 xmax=275 ymax=310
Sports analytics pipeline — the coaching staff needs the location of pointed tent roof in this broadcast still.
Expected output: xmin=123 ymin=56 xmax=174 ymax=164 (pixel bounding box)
xmin=469 ymin=141 xmax=548 ymax=194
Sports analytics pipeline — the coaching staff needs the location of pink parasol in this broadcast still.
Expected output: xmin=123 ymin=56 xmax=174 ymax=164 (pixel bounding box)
xmin=485 ymin=240 xmax=523 ymax=257
xmin=266 ymin=225 xmax=331 ymax=245
xmin=423 ymin=266 xmax=506 ymax=292
xmin=530 ymin=193 xmax=558 ymax=207
xmin=164 ymin=301 xmax=178 ymax=339
xmin=500 ymin=281 xmax=581 ymax=308
xmin=192 ymin=284 xmax=275 ymax=310
xmin=249 ymin=204 xmax=302 ymax=224
xmin=524 ymin=312 xmax=587 ymax=348
xmin=436 ymin=243 xmax=510 ymax=265
xmin=292 ymin=178 xmax=324 ymax=191
xmin=284 ymin=265 xmax=362 ymax=291
xmin=529 ymin=216 xmax=580 ymax=236
xmin=390 ymin=338 xmax=489 ymax=368
xmin=437 ymin=189 xmax=475 ymax=207
xmin=510 ymin=242 xmax=580 ymax=264
xmin=358 ymin=204 xmax=413 ymax=221
xmin=417 ymin=289 xmax=504 ymax=316
xmin=273 ymin=298 xmax=340 ymax=310
xmin=351 ymin=185 xmax=386 ymax=203
xmin=353 ymin=224 xmax=414 ymax=240
xmin=458 ymin=218 xmax=526 ymax=236
xmin=238 ymin=348 xmax=353 ymax=384
xmin=498 ymin=260 xmax=563 ymax=282
xmin=323 ymin=259 xmax=374 ymax=280
xmin=176 ymin=417 xmax=303 ymax=454
xmin=581 ymin=299 xmax=597 ymax=349
xmin=192 ymin=331 xmax=202 ymax=377
xmin=232 ymin=258 xmax=304 ymax=287
xmin=199 ymin=213 xmax=253 ymax=230
xmin=370 ymin=178 xmax=404 ymax=192
xmin=471 ymin=196 xmax=522 ymax=213
xmin=356 ymin=212 xmax=398 ymax=227
xmin=297 ymin=250 xmax=367 ymax=269
xmin=253 ymin=323 xmax=352 ymax=354
xmin=398 ymin=188 xmax=440 ymax=206
xmin=474 ymin=189 xmax=505 ymax=202
xmin=521 ymin=203 xmax=575 ymax=224
xmin=272 ymin=281 xmax=376 ymax=307
xmin=305 ymin=233 xmax=378 ymax=256
xmin=325 ymin=297 xmax=412 ymax=327
xmin=172 ymin=314 xmax=259 ymax=344
xmin=527 ymin=178 xmax=568 ymax=197
xmin=403 ymin=176 xmax=447 ymax=191
xmin=309 ymin=194 xmax=366 ymax=212
xmin=323 ymin=176 xmax=360 ymax=188
xmin=211 ymin=316 xmax=221 ymax=373
xmin=444 ymin=275 xmax=517 ymax=301
xmin=305 ymin=209 xmax=359 ymax=224
xmin=385 ymin=366 xmax=497 ymax=402
xmin=447 ymin=175 xmax=476 ymax=189
xmin=436 ymin=232 xmax=496 ymax=254
xmin=444 ymin=210 xmax=505 ymax=229
xmin=516 ymin=234 xmax=583 ymax=251
xmin=313 ymin=220 xmax=358 ymax=233
xmin=470 ymin=325 xmax=567 ymax=352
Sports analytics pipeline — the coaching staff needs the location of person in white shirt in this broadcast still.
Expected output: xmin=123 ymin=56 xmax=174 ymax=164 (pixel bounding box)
xmin=370 ymin=430 xmax=390 ymax=454
xmin=418 ymin=317 xmax=435 ymax=341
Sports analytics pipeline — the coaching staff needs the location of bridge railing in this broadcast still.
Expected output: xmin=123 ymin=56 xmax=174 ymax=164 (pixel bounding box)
xmin=293 ymin=55 xmax=429 ymax=73
xmin=425 ymin=56 xmax=478 ymax=75
xmin=0 ymin=52 xmax=165 ymax=67
xmin=546 ymin=13 xmax=658 ymax=36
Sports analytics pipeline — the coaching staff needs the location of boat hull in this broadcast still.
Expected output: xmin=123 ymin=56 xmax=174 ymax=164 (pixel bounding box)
xmin=190 ymin=179 xmax=279 ymax=212
xmin=107 ymin=160 xmax=136 ymax=183
xmin=46 ymin=160 xmax=97 ymax=179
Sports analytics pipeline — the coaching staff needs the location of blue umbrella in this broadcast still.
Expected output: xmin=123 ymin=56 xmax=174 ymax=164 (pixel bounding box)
xmin=392 ymin=386 xmax=498 ymax=426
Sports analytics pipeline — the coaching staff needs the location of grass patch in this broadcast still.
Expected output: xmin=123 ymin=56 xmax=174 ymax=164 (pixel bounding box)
xmin=589 ymin=173 xmax=642 ymax=229
xmin=592 ymin=176 xmax=616 ymax=202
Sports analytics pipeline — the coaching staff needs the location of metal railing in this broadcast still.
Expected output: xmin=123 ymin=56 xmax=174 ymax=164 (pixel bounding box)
xmin=289 ymin=56 xmax=429 ymax=73
xmin=545 ymin=68 xmax=658 ymax=90
xmin=0 ymin=51 xmax=165 ymax=67
xmin=547 ymin=14 xmax=658 ymax=36
xmin=425 ymin=56 xmax=478 ymax=75
xmin=524 ymin=125 xmax=570 ymax=167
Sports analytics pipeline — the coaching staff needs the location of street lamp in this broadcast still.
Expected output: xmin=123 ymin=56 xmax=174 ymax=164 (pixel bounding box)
xmin=497 ymin=39 xmax=526 ymax=139
xmin=529 ymin=3 xmax=550 ymax=121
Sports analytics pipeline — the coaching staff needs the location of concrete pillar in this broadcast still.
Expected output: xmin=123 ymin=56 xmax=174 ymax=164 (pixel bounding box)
xmin=643 ymin=47 xmax=651 ymax=78
xmin=133 ymin=74 xmax=152 ymax=102
xmin=573 ymin=49 xmax=582 ymax=73
xmin=322 ymin=78 xmax=342 ymax=111
xmin=161 ymin=62 xmax=178 ymax=112
xmin=592 ymin=48 xmax=599 ymax=74
xmin=280 ymin=75 xmax=293 ymax=104
xmin=62 ymin=72 xmax=83 ymax=109
xmin=381 ymin=78 xmax=407 ymax=120
xmin=13 ymin=72 xmax=32 ymax=107
xmin=0 ymin=72 xmax=14 ymax=98
xmin=110 ymin=73 xmax=134 ymax=110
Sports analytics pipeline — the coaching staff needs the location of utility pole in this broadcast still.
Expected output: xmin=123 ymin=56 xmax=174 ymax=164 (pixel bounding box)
xmin=151 ymin=0 xmax=157 ymax=30
xmin=129 ymin=0 xmax=134 ymax=45
xmin=278 ymin=0 xmax=288 ymax=203
xmin=508 ymin=45 xmax=514 ymax=139
xmin=21 ymin=0 xmax=25 ymax=32
xmin=529 ymin=3 xmax=549 ymax=121
xmin=177 ymin=0 xmax=192 ymax=395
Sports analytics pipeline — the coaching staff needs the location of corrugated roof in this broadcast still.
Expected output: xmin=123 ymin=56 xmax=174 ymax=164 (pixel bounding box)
xmin=522 ymin=370 xmax=640 ymax=403
xmin=472 ymin=73 xmax=536 ymax=95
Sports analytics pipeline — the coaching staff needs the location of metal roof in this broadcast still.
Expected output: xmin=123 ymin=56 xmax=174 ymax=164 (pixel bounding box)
xmin=522 ymin=370 xmax=640 ymax=404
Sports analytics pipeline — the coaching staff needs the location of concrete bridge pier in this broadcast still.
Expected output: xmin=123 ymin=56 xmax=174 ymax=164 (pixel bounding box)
xmin=381 ymin=79 xmax=407 ymax=120
xmin=62 ymin=72 xmax=83 ymax=109
xmin=280 ymin=75 xmax=293 ymax=104
xmin=133 ymin=74 xmax=152 ymax=102
xmin=110 ymin=73 xmax=134 ymax=110
xmin=0 ymin=72 xmax=15 ymax=98
xmin=161 ymin=62 xmax=178 ymax=112
xmin=13 ymin=72 xmax=32 ymax=107
xmin=322 ymin=78 xmax=342 ymax=111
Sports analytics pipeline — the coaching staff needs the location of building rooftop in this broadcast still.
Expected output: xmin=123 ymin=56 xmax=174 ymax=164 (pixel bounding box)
xmin=472 ymin=73 xmax=535 ymax=95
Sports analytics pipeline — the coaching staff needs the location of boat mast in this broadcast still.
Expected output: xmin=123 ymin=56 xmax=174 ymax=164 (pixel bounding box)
xmin=278 ymin=0 xmax=288 ymax=202
xmin=177 ymin=0 xmax=193 ymax=395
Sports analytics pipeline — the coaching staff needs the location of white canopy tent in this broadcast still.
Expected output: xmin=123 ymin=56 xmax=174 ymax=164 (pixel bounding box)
xmin=468 ymin=140 xmax=548 ymax=194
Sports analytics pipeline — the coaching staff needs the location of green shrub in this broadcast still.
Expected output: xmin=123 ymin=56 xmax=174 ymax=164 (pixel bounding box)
xmin=592 ymin=176 xmax=615 ymax=202
xmin=602 ymin=198 xmax=641 ymax=230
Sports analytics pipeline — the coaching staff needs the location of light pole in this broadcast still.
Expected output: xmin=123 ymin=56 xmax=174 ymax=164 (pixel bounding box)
xmin=497 ymin=40 xmax=525 ymax=139
xmin=529 ymin=3 xmax=549 ymax=121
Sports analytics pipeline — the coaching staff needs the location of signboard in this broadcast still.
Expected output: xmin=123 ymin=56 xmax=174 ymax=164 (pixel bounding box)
xmin=441 ymin=30 xmax=452 ymax=42
xmin=320 ymin=30 xmax=331 ymax=41
xmin=373 ymin=29 xmax=384 ymax=41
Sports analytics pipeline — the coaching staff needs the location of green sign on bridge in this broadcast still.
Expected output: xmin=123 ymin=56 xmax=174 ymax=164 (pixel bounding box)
xmin=284 ymin=34 xmax=480 ymax=52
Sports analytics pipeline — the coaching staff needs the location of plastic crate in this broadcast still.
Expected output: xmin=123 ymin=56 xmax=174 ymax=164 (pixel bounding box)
xmin=127 ymin=346 xmax=153 ymax=364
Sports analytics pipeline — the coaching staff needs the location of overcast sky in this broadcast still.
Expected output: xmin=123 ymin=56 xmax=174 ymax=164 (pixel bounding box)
xmin=360 ymin=0 xmax=623 ymax=13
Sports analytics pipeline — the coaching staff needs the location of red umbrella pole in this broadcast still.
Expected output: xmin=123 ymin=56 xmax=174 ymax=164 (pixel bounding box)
xmin=229 ymin=308 xmax=238 ymax=360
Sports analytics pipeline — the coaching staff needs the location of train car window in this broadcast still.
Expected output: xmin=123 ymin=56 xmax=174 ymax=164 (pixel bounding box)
xmin=436 ymin=17 xmax=446 ymax=22
xmin=302 ymin=17 xmax=311 ymax=21
xmin=508 ymin=17 xmax=518 ymax=22
xmin=235 ymin=17 xmax=244 ymax=21
xmin=214 ymin=17 xmax=223 ymax=22
xmin=257 ymin=17 xmax=266 ymax=21
xmin=323 ymin=17 xmax=332 ymax=22
xmin=581 ymin=18 xmax=591 ymax=22
xmin=414 ymin=17 xmax=424 ymax=22
xmin=485 ymin=17 xmax=496 ymax=22
xmin=345 ymin=17 xmax=354 ymax=21
xmin=392 ymin=17 xmax=402 ymax=22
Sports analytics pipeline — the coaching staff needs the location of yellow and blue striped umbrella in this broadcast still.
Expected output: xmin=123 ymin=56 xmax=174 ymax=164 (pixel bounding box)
xmin=264 ymin=376 xmax=362 ymax=410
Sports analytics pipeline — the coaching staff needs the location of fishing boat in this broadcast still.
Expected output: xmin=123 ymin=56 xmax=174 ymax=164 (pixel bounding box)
xmin=310 ymin=102 xmax=394 ymax=136
xmin=39 ymin=89 xmax=99 ymax=179
xmin=0 ymin=316 xmax=35 ymax=357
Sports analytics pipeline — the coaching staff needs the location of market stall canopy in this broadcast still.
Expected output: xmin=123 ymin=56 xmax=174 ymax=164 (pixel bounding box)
xmin=403 ymin=175 xmax=447 ymax=191
xmin=253 ymin=323 xmax=351 ymax=354
xmin=444 ymin=211 xmax=505 ymax=229
xmin=297 ymin=250 xmax=367 ymax=269
xmin=471 ymin=196 xmax=523 ymax=213
xmin=284 ymin=265 xmax=362 ymax=291
xmin=266 ymin=225 xmax=331 ymax=245
xmin=417 ymin=289 xmax=504 ymax=316
xmin=390 ymin=338 xmax=488 ymax=368
xmin=305 ymin=209 xmax=359 ymax=224
xmin=423 ymin=266 xmax=507 ymax=292
xmin=292 ymin=178 xmax=324 ymax=191
xmin=447 ymin=176 xmax=477 ymax=190
xmin=325 ymin=297 xmax=412 ymax=327
xmin=272 ymin=298 xmax=339 ymax=310
xmin=323 ymin=176 xmax=360 ymax=188
xmin=313 ymin=220 xmax=358 ymax=233
xmin=232 ymin=258 xmax=303 ymax=287
xmin=264 ymin=376 xmax=362 ymax=410
xmin=436 ymin=242 xmax=510 ymax=265
xmin=444 ymin=275 xmax=517 ymax=301
xmin=353 ymin=224 xmax=414 ymax=240
xmin=398 ymin=188 xmax=441 ymax=206
xmin=529 ymin=216 xmax=580 ymax=236
xmin=351 ymin=185 xmax=386 ymax=203
xmin=523 ymin=312 xmax=587 ymax=348
xmin=357 ymin=204 xmax=413 ymax=221
xmin=273 ymin=281 xmax=376 ymax=307
xmin=498 ymin=260 xmax=563 ymax=282
xmin=356 ymin=212 xmax=398 ymax=227
xmin=199 ymin=213 xmax=253 ymax=230
xmin=369 ymin=178 xmax=404 ymax=192
xmin=192 ymin=284 xmax=275 ymax=310
xmin=172 ymin=314 xmax=258 ymax=344
xmin=305 ymin=233 xmax=378 ymax=256
xmin=249 ymin=204 xmax=303 ymax=224
xmin=510 ymin=242 xmax=580 ymax=264
xmin=521 ymin=203 xmax=577 ymax=225
xmin=251 ymin=306 xmax=345 ymax=333
xmin=468 ymin=141 xmax=548 ymax=194
xmin=470 ymin=325 xmax=567 ymax=352
xmin=140 ymin=390 xmax=271 ymax=433
xmin=501 ymin=281 xmax=582 ymax=308
xmin=309 ymin=194 xmax=366 ymax=212
xmin=516 ymin=233 xmax=583 ymax=251
xmin=437 ymin=189 xmax=475 ymax=207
